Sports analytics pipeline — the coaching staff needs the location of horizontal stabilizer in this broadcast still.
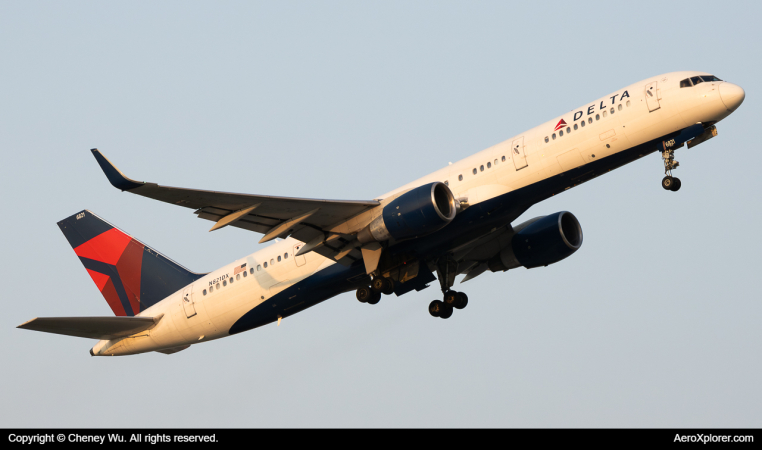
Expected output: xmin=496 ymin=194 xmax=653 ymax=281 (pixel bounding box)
xmin=17 ymin=315 xmax=162 ymax=340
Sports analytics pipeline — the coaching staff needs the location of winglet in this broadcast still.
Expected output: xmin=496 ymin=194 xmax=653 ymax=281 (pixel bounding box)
xmin=90 ymin=148 xmax=144 ymax=191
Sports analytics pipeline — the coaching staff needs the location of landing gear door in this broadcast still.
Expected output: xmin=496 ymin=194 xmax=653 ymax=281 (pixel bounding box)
xmin=182 ymin=285 xmax=196 ymax=318
xmin=645 ymin=81 xmax=660 ymax=112
xmin=512 ymin=137 xmax=527 ymax=170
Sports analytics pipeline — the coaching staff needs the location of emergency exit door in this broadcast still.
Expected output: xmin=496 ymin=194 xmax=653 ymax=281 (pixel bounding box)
xmin=512 ymin=136 xmax=527 ymax=170
xmin=645 ymin=81 xmax=661 ymax=112
xmin=182 ymin=286 xmax=196 ymax=318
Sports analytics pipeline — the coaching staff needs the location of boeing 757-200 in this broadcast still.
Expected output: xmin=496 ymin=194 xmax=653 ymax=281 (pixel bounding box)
xmin=18 ymin=72 xmax=745 ymax=356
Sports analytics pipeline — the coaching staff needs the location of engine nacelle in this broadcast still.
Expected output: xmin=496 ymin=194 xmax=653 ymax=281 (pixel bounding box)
xmin=488 ymin=211 xmax=583 ymax=271
xmin=358 ymin=182 xmax=457 ymax=243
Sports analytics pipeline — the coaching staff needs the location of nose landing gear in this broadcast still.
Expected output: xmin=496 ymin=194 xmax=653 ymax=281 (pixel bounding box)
xmin=661 ymin=148 xmax=682 ymax=192
xmin=662 ymin=176 xmax=681 ymax=191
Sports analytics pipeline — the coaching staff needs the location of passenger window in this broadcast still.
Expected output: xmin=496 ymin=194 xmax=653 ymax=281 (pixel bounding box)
xmin=270 ymin=259 xmax=275 ymax=265
xmin=690 ymin=76 xmax=703 ymax=86
xmin=494 ymin=159 xmax=498 ymax=165
xmin=203 ymin=289 xmax=207 ymax=295
xmin=501 ymin=156 xmax=506 ymax=162
xmin=573 ymin=124 xmax=578 ymax=130
xmin=444 ymin=180 xmax=449 ymax=186
xmin=487 ymin=162 xmax=491 ymax=169
xmin=210 ymin=286 xmax=214 ymax=293
xmin=472 ymin=168 xmax=477 ymax=175
xmin=552 ymin=133 xmax=556 ymax=140
xmin=284 ymin=253 xmax=288 ymax=259
xmin=458 ymin=174 xmax=463 ymax=181
xmin=480 ymin=165 xmax=484 ymax=172
xmin=603 ymin=110 xmax=607 ymax=117
xmin=618 ymin=104 xmax=622 ymax=111
xmin=559 ymin=130 xmax=563 ymax=136
xmin=277 ymin=255 xmax=282 ymax=262
xmin=263 ymin=262 xmax=268 ymax=268
xmin=229 ymin=277 xmax=233 ymax=284
xmin=626 ymin=100 xmax=631 ymax=107
xmin=680 ymin=78 xmax=692 ymax=88
xmin=581 ymin=120 xmax=585 ymax=127
xmin=610 ymin=107 xmax=615 ymax=114
xmin=595 ymin=114 xmax=600 ymax=121
xmin=566 ymin=127 xmax=571 ymax=133
xmin=250 ymin=268 xmax=254 ymax=274
xmin=545 ymin=136 xmax=549 ymax=143
xmin=236 ymin=274 xmax=240 ymax=280
xmin=223 ymin=280 xmax=227 ymax=286
xmin=243 ymin=271 xmax=247 ymax=277
xmin=216 ymin=283 xmax=220 ymax=290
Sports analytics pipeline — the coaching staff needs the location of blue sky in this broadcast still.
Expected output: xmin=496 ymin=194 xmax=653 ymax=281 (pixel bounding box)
xmin=2 ymin=0 xmax=760 ymax=427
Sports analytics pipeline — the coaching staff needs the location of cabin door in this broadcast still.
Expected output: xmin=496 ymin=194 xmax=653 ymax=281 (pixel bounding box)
xmin=293 ymin=244 xmax=306 ymax=267
xmin=645 ymin=81 xmax=661 ymax=112
xmin=512 ymin=136 xmax=527 ymax=170
xmin=182 ymin=285 xmax=197 ymax=318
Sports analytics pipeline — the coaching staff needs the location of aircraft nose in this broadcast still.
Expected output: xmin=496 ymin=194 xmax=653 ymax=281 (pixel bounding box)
xmin=719 ymin=82 xmax=745 ymax=111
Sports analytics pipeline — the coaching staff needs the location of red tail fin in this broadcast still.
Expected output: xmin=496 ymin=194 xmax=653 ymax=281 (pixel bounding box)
xmin=57 ymin=210 xmax=203 ymax=316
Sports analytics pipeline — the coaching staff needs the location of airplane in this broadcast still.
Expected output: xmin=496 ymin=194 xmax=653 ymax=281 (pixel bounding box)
xmin=18 ymin=71 xmax=745 ymax=356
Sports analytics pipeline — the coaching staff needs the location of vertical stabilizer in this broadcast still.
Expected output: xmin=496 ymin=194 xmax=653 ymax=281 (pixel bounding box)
xmin=58 ymin=210 xmax=204 ymax=316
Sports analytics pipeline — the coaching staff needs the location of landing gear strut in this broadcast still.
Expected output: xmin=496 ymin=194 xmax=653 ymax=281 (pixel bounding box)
xmin=429 ymin=258 xmax=469 ymax=319
xmin=661 ymin=148 xmax=682 ymax=192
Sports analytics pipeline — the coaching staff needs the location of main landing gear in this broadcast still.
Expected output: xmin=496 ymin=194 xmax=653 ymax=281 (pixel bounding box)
xmin=428 ymin=258 xmax=469 ymax=319
xmin=356 ymin=276 xmax=395 ymax=305
xmin=429 ymin=291 xmax=468 ymax=319
xmin=661 ymin=148 xmax=682 ymax=192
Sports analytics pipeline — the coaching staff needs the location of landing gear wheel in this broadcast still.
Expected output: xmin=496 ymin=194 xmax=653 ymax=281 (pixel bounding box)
xmin=356 ymin=286 xmax=372 ymax=303
xmin=443 ymin=291 xmax=459 ymax=306
xmin=372 ymin=277 xmax=394 ymax=295
xmin=662 ymin=176 xmax=675 ymax=190
xmin=671 ymin=178 xmax=681 ymax=191
xmin=454 ymin=292 xmax=468 ymax=310
xmin=439 ymin=305 xmax=453 ymax=319
xmin=371 ymin=277 xmax=385 ymax=292
xmin=429 ymin=300 xmax=444 ymax=317
xmin=367 ymin=290 xmax=381 ymax=305
xmin=382 ymin=278 xmax=395 ymax=295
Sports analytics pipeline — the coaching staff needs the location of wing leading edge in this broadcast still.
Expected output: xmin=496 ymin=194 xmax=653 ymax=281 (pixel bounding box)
xmin=91 ymin=149 xmax=380 ymax=264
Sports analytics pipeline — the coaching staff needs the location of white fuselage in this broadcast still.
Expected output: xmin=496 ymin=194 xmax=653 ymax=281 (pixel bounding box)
xmin=91 ymin=71 xmax=743 ymax=356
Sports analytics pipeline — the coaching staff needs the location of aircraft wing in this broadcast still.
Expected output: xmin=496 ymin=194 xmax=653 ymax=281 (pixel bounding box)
xmin=17 ymin=316 xmax=162 ymax=340
xmin=91 ymin=149 xmax=380 ymax=264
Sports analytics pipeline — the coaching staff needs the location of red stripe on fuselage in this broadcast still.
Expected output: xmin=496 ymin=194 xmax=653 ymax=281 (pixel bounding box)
xmin=74 ymin=228 xmax=132 ymax=266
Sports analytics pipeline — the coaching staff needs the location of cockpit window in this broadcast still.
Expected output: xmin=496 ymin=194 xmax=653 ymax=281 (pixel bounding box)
xmin=690 ymin=76 xmax=704 ymax=86
xmin=680 ymin=78 xmax=692 ymax=88
xmin=701 ymin=75 xmax=722 ymax=82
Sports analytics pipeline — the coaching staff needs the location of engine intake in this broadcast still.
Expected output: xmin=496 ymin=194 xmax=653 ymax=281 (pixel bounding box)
xmin=358 ymin=182 xmax=457 ymax=243
xmin=488 ymin=211 xmax=583 ymax=271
